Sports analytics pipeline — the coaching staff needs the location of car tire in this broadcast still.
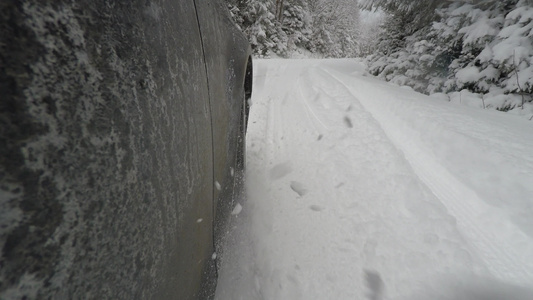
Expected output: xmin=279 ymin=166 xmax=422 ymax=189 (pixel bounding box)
xmin=231 ymin=57 xmax=252 ymax=217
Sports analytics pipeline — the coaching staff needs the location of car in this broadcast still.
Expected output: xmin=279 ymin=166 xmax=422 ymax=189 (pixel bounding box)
xmin=0 ymin=0 xmax=252 ymax=299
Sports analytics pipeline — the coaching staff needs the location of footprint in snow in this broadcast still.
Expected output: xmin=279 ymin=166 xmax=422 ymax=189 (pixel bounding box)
xmin=309 ymin=205 xmax=324 ymax=212
xmin=269 ymin=162 xmax=292 ymax=180
xmin=344 ymin=116 xmax=353 ymax=128
xmin=290 ymin=181 xmax=307 ymax=197
xmin=364 ymin=269 xmax=384 ymax=300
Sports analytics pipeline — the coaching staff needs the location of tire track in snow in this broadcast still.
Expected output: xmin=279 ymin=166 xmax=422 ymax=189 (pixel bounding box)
xmin=263 ymin=63 xmax=290 ymax=162
xmin=322 ymin=67 xmax=533 ymax=285
xmin=296 ymin=71 xmax=329 ymax=132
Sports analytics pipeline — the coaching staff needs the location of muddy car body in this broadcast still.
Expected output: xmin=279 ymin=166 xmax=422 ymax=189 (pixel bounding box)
xmin=0 ymin=0 xmax=251 ymax=298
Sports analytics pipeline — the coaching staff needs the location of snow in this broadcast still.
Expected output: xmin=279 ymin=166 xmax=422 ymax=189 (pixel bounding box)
xmin=459 ymin=13 xmax=501 ymax=45
xmin=231 ymin=203 xmax=243 ymax=216
xmin=456 ymin=66 xmax=481 ymax=84
xmin=214 ymin=59 xmax=533 ymax=300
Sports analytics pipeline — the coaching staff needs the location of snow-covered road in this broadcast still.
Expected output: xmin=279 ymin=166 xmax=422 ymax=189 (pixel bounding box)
xmin=215 ymin=59 xmax=533 ymax=300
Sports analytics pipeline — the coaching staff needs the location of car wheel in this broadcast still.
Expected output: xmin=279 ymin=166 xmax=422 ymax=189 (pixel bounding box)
xmin=231 ymin=57 xmax=252 ymax=213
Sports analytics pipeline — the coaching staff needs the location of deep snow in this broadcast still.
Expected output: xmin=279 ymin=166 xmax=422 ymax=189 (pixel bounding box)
xmin=214 ymin=59 xmax=533 ymax=300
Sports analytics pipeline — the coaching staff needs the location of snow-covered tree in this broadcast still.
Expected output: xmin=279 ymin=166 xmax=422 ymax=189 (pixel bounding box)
xmin=356 ymin=13 xmax=383 ymax=56
xmin=307 ymin=0 xmax=360 ymax=57
xmin=227 ymin=0 xmax=361 ymax=58
xmin=280 ymin=3 xmax=313 ymax=52
xmin=227 ymin=0 xmax=289 ymax=57
xmin=365 ymin=0 xmax=533 ymax=111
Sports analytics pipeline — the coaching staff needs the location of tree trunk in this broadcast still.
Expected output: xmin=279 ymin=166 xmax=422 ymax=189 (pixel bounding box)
xmin=276 ymin=0 xmax=285 ymax=21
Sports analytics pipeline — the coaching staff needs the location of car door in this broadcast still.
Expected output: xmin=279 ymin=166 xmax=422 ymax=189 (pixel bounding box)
xmin=193 ymin=0 xmax=252 ymax=220
xmin=0 ymin=0 xmax=214 ymax=299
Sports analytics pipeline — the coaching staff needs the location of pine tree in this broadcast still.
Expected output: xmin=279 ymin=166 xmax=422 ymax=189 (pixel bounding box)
xmin=226 ymin=0 xmax=361 ymax=58
xmin=365 ymin=0 xmax=533 ymax=110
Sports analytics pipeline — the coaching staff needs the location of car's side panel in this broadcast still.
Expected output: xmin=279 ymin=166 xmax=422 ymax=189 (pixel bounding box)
xmin=194 ymin=0 xmax=252 ymax=218
xmin=0 ymin=0 xmax=213 ymax=299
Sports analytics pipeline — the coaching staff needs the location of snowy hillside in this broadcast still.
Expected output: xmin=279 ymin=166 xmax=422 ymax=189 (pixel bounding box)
xmin=215 ymin=59 xmax=533 ymax=300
